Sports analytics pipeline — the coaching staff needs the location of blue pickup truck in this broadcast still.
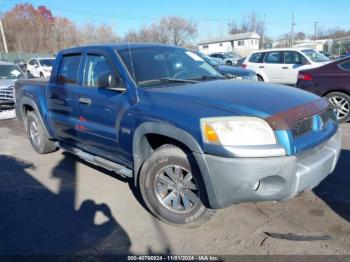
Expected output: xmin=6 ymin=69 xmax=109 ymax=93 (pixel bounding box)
xmin=15 ymin=43 xmax=342 ymax=226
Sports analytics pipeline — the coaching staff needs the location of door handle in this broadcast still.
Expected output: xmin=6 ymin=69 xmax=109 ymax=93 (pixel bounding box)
xmin=282 ymin=66 xmax=289 ymax=69
xmin=78 ymin=97 xmax=92 ymax=105
xmin=259 ymin=66 xmax=265 ymax=69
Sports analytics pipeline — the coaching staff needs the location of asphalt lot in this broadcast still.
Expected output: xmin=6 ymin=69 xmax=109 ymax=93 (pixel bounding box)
xmin=1 ymin=118 xmax=350 ymax=255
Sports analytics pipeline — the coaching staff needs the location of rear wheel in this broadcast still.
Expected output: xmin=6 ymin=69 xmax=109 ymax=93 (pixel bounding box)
xmin=326 ymin=92 xmax=350 ymax=123
xmin=40 ymin=72 xmax=44 ymax=78
xmin=139 ymin=145 xmax=214 ymax=226
xmin=27 ymin=111 xmax=57 ymax=154
xmin=226 ymin=60 xmax=233 ymax=66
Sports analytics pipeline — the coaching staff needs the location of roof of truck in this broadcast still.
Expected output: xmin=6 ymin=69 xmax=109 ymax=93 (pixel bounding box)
xmin=59 ymin=43 xmax=180 ymax=54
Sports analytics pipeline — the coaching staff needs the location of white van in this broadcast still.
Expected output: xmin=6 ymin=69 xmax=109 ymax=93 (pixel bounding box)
xmin=242 ymin=48 xmax=330 ymax=85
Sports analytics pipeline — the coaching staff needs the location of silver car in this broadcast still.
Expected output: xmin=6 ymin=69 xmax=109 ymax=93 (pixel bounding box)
xmin=0 ymin=62 xmax=25 ymax=110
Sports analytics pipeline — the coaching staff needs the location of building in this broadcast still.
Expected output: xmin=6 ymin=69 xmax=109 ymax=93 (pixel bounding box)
xmin=198 ymin=32 xmax=260 ymax=57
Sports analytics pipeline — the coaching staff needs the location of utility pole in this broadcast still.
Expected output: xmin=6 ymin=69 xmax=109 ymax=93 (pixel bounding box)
xmin=291 ymin=12 xmax=295 ymax=47
xmin=0 ymin=18 xmax=8 ymax=53
xmin=262 ymin=13 xmax=266 ymax=49
xmin=313 ymin=21 xmax=318 ymax=42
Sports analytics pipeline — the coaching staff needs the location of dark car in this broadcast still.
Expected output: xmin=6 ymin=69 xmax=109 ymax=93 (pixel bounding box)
xmin=197 ymin=52 xmax=257 ymax=81
xmin=296 ymin=57 xmax=350 ymax=123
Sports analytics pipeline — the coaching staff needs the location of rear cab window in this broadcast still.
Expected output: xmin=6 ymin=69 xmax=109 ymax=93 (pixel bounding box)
xmin=249 ymin=52 xmax=264 ymax=63
xmin=57 ymin=54 xmax=81 ymax=85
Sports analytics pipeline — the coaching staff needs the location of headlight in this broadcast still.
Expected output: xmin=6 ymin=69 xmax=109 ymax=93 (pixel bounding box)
xmin=200 ymin=116 xmax=277 ymax=146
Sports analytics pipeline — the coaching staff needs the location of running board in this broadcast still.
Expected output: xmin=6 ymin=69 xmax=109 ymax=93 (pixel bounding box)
xmin=56 ymin=142 xmax=133 ymax=178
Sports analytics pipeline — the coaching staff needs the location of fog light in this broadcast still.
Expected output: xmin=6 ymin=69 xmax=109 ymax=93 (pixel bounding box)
xmin=253 ymin=180 xmax=261 ymax=191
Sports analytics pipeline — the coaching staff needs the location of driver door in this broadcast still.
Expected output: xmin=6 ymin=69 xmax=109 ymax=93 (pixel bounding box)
xmin=75 ymin=52 xmax=131 ymax=165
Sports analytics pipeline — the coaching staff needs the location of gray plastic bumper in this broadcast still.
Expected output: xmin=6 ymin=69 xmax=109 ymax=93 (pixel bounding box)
xmin=194 ymin=129 xmax=342 ymax=209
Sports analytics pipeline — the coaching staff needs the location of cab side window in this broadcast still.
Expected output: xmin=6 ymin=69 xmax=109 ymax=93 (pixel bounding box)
xmin=57 ymin=54 xmax=81 ymax=85
xmin=83 ymin=54 xmax=114 ymax=87
xmin=265 ymin=52 xmax=283 ymax=64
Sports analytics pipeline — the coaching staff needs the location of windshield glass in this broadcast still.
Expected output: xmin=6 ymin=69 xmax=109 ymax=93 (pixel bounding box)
xmin=117 ymin=46 xmax=222 ymax=87
xmin=39 ymin=59 xmax=54 ymax=67
xmin=302 ymin=49 xmax=330 ymax=62
xmin=0 ymin=65 xmax=25 ymax=79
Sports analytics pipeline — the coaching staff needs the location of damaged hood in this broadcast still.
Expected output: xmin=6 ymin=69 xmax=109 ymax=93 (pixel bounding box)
xmin=146 ymin=80 xmax=321 ymax=118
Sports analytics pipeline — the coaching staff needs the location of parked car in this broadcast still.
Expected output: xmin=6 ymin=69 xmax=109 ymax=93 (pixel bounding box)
xmin=15 ymin=44 xmax=341 ymax=226
xmin=236 ymin=57 xmax=246 ymax=67
xmin=209 ymin=52 xmax=241 ymax=66
xmin=242 ymin=48 xmax=331 ymax=85
xmin=296 ymin=56 xmax=350 ymax=123
xmin=14 ymin=59 xmax=27 ymax=72
xmin=27 ymin=57 xmax=55 ymax=78
xmin=0 ymin=61 xmax=25 ymax=110
xmin=197 ymin=52 xmax=257 ymax=81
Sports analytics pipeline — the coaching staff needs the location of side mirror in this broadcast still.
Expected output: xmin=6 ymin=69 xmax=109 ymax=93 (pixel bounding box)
xmin=98 ymin=71 xmax=125 ymax=92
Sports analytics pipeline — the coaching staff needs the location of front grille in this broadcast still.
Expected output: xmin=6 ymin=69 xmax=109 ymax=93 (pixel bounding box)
xmin=291 ymin=109 xmax=336 ymax=138
xmin=291 ymin=116 xmax=313 ymax=138
xmin=0 ymin=87 xmax=14 ymax=100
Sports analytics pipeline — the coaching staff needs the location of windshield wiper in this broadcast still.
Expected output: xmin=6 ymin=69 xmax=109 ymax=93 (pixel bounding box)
xmin=190 ymin=75 xmax=225 ymax=81
xmin=138 ymin=77 xmax=198 ymax=87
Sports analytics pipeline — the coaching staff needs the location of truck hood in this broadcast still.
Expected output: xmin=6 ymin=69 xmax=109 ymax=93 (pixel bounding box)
xmin=146 ymin=80 xmax=320 ymax=118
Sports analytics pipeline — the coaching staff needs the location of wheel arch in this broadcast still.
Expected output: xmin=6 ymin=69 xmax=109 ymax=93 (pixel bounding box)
xmin=132 ymin=122 xmax=203 ymax=186
xmin=19 ymin=97 xmax=52 ymax=139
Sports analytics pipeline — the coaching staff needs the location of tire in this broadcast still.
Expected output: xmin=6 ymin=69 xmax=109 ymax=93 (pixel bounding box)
xmin=325 ymin=92 xmax=350 ymax=123
xmin=139 ymin=144 xmax=215 ymax=227
xmin=27 ymin=111 xmax=57 ymax=154
xmin=257 ymin=75 xmax=264 ymax=82
xmin=40 ymin=72 xmax=44 ymax=78
xmin=226 ymin=60 xmax=233 ymax=66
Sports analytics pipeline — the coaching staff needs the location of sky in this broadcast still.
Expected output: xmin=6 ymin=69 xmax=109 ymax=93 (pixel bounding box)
xmin=1 ymin=0 xmax=350 ymax=42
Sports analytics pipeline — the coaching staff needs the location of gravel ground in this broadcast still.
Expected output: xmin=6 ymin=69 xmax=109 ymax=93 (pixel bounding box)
xmin=0 ymin=118 xmax=350 ymax=256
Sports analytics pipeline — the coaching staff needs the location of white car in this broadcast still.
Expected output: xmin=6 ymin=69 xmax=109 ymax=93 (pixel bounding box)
xmin=242 ymin=48 xmax=331 ymax=85
xmin=209 ymin=52 xmax=241 ymax=66
xmin=27 ymin=57 xmax=55 ymax=78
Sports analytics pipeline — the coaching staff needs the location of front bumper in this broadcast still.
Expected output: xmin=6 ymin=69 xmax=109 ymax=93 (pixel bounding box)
xmin=194 ymin=129 xmax=342 ymax=209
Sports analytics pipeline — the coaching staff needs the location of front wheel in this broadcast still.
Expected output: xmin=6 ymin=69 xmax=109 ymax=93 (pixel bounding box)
xmin=326 ymin=92 xmax=350 ymax=123
xmin=139 ymin=145 xmax=214 ymax=226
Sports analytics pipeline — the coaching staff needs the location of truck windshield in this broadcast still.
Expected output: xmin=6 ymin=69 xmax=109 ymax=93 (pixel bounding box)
xmin=0 ymin=65 xmax=25 ymax=79
xmin=302 ymin=49 xmax=330 ymax=62
xmin=39 ymin=59 xmax=54 ymax=67
xmin=117 ymin=46 xmax=223 ymax=87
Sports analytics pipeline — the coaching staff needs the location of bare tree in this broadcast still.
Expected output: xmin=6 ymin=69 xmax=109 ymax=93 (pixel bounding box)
xmin=124 ymin=16 xmax=197 ymax=47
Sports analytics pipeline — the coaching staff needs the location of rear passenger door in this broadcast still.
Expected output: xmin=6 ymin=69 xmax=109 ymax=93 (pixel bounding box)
xmin=47 ymin=54 xmax=82 ymax=146
xmin=263 ymin=51 xmax=284 ymax=83
xmin=75 ymin=52 xmax=131 ymax=165
xmin=283 ymin=51 xmax=308 ymax=85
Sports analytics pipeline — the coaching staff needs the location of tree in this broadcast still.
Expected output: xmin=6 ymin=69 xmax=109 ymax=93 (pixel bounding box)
xmin=1 ymin=3 xmax=120 ymax=53
xmin=295 ymin=32 xmax=306 ymax=41
xmin=124 ymin=16 xmax=197 ymax=47
xmin=227 ymin=12 xmax=266 ymax=47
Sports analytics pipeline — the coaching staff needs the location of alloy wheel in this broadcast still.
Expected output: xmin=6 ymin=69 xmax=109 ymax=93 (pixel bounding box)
xmin=154 ymin=165 xmax=200 ymax=214
xmin=329 ymin=96 xmax=350 ymax=121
